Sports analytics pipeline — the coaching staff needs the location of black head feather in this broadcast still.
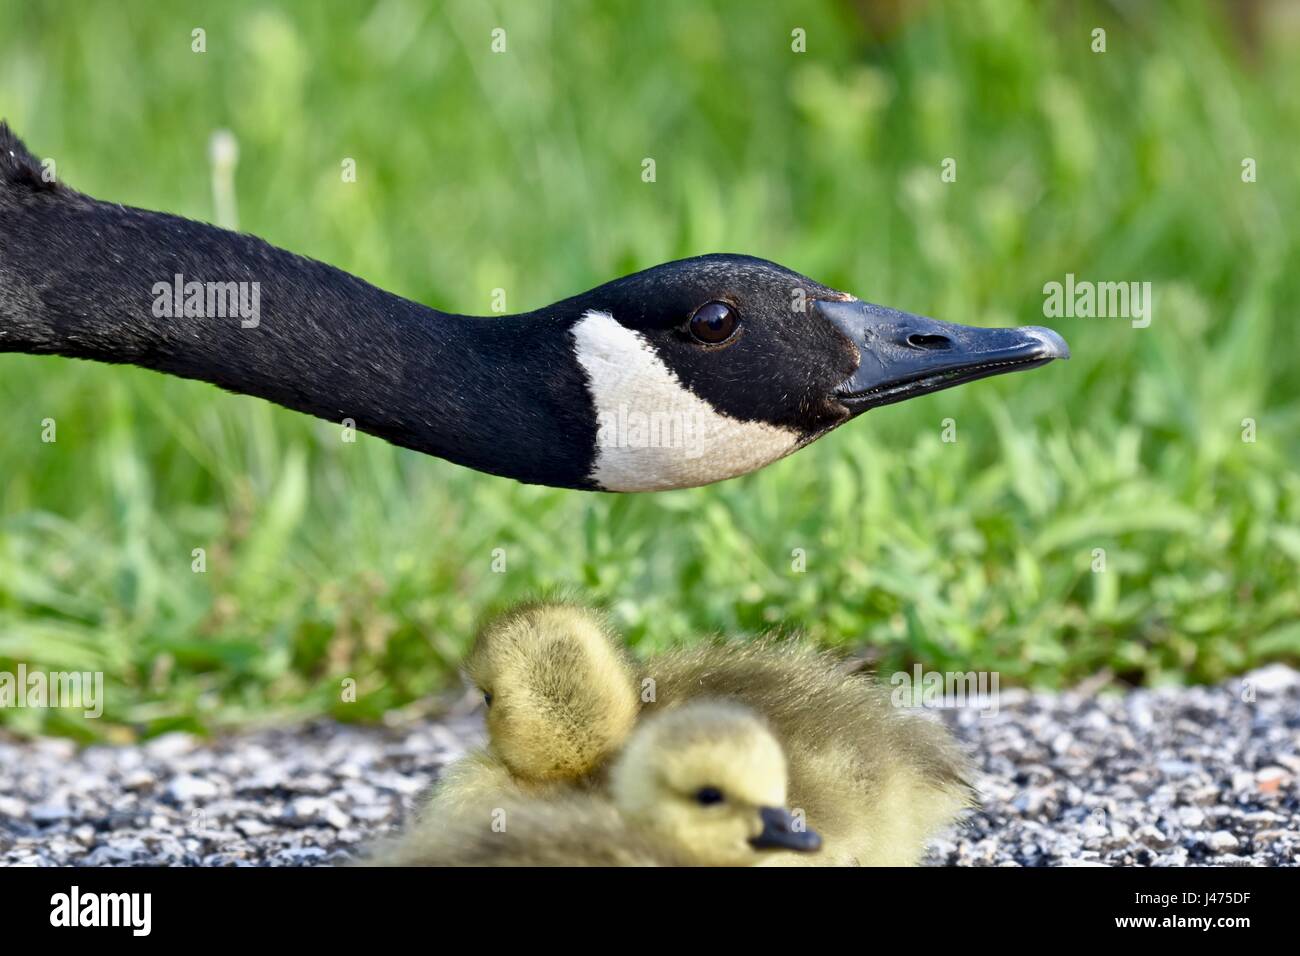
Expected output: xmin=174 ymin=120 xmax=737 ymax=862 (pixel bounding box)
xmin=0 ymin=121 xmax=60 ymax=193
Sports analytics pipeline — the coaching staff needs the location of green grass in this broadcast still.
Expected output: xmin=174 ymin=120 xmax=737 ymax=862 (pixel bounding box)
xmin=2 ymin=0 xmax=1298 ymax=740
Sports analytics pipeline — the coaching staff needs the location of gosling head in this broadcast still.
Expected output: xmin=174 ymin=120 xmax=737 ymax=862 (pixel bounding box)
xmin=610 ymin=701 xmax=822 ymax=866
xmin=562 ymin=253 xmax=1069 ymax=491
xmin=464 ymin=602 xmax=639 ymax=783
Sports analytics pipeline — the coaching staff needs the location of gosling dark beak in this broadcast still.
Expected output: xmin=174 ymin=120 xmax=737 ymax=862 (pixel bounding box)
xmin=816 ymin=299 xmax=1070 ymax=413
xmin=748 ymin=807 xmax=822 ymax=853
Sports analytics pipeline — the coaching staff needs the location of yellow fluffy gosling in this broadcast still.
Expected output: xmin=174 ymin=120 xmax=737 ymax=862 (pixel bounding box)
xmin=643 ymin=638 xmax=974 ymax=865
xmin=422 ymin=601 xmax=639 ymax=819
xmin=443 ymin=601 xmax=973 ymax=866
xmin=363 ymin=701 xmax=821 ymax=866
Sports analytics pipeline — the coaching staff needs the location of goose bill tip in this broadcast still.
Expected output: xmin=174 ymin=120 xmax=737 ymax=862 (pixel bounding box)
xmin=748 ymin=807 xmax=823 ymax=853
xmin=815 ymin=298 xmax=1071 ymax=412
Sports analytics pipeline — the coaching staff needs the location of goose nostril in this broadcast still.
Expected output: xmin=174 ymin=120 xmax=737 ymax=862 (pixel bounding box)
xmin=906 ymin=333 xmax=953 ymax=350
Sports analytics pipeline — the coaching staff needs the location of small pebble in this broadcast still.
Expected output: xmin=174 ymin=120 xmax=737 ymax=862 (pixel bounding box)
xmin=1206 ymin=831 xmax=1240 ymax=852
xmin=166 ymin=775 xmax=220 ymax=804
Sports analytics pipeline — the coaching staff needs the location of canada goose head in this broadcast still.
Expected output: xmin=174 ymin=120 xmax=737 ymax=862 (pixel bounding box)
xmin=610 ymin=701 xmax=821 ymax=865
xmin=463 ymin=602 xmax=639 ymax=783
xmin=1 ymin=124 xmax=1068 ymax=492
xmin=561 ymin=253 xmax=1070 ymax=491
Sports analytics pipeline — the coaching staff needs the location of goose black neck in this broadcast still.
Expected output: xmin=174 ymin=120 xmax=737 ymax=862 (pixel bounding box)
xmin=0 ymin=171 xmax=599 ymax=489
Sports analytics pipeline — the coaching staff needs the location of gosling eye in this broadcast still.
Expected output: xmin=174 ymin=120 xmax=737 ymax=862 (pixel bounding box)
xmin=483 ymin=691 xmax=493 ymax=708
xmin=694 ymin=786 xmax=725 ymax=806
xmin=687 ymin=302 xmax=740 ymax=345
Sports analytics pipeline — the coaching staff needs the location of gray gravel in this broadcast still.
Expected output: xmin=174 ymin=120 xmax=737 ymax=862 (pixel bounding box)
xmin=1 ymin=667 xmax=1296 ymax=866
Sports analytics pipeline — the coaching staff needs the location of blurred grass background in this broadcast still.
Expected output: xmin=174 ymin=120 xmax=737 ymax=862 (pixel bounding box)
xmin=1 ymin=0 xmax=1297 ymax=740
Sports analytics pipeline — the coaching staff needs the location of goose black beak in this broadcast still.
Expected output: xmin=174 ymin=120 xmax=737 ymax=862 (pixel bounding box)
xmin=748 ymin=807 xmax=822 ymax=853
xmin=816 ymin=299 xmax=1070 ymax=413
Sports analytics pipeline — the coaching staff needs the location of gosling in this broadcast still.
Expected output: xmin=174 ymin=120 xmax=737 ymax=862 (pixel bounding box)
xmin=362 ymin=701 xmax=821 ymax=866
xmin=422 ymin=600 xmax=640 ymax=819
xmin=644 ymin=638 xmax=974 ymax=865
xmin=446 ymin=601 xmax=973 ymax=866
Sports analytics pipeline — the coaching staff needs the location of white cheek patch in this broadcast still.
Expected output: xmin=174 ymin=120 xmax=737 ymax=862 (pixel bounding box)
xmin=571 ymin=311 xmax=800 ymax=492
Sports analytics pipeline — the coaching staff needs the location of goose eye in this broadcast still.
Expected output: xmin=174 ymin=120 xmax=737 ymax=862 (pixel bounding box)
xmin=483 ymin=691 xmax=493 ymax=708
xmin=694 ymin=786 xmax=725 ymax=806
xmin=688 ymin=302 xmax=739 ymax=345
